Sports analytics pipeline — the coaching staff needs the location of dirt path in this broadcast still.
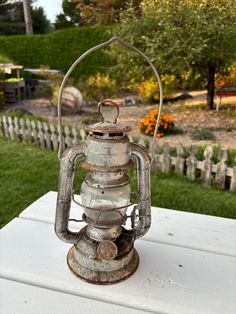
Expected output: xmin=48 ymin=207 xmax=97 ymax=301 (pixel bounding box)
xmin=7 ymin=90 xmax=236 ymax=149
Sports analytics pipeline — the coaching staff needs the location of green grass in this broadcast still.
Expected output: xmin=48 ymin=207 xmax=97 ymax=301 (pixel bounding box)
xmin=0 ymin=138 xmax=236 ymax=228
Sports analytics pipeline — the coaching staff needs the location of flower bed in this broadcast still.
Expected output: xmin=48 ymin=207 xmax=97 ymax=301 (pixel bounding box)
xmin=138 ymin=108 xmax=174 ymax=138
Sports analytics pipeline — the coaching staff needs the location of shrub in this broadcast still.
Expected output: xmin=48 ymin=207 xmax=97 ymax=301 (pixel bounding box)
xmin=215 ymin=63 xmax=236 ymax=88
xmin=0 ymin=27 xmax=114 ymax=82
xmin=193 ymin=128 xmax=216 ymax=140
xmin=137 ymin=74 xmax=177 ymax=102
xmin=138 ymin=108 xmax=174 ymax=138
xmin=79 ymin=73 xmax=117 ymax=101
xmin=0 ymin=110 xmax=46 ymax=122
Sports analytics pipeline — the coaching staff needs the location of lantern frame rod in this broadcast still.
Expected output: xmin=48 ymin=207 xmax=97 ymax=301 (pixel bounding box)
xmin=57 ymin=36 xmax=163 ymax=162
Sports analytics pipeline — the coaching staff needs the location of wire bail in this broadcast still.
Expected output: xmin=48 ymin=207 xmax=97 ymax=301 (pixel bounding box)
xmin=57 ymin=36 xmax=163 ymax=163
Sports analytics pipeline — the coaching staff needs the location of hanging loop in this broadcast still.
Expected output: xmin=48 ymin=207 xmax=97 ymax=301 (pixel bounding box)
xmin=98 ymin=99 xmax=120 ymax=124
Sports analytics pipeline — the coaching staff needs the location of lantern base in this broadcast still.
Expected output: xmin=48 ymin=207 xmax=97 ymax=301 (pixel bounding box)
xmin=67 ymin=227 xmax=139 ymax=285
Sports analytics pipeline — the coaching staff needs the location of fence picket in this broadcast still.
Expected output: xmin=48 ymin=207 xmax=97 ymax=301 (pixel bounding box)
xmin=230 ymin=160 xmax=236 ymax=192
xmin=0 ymin=117 xmax=3 ymax=137
xmin=2 ymin=116 xmax=10 ymax=138
xmin=201 ymin=146 xmax=213 ymax=187
xmin=79 ymin=128 xmax=86 ymax=141
xmin=20 ymin=118 xmax=27 ymax=142
xmin=64 ymin=125 xmax=72 ymax=148
xmin=37 ymin=121 xmax=45 ymax=148
xmin=186 ymin=145 xmax=197 ymax=181
xmin=25 ymin=119 xmax=32 ymax=143
xmin=13 ymin=117 xmax=21 ymax=141
xmin=50 ymin=124 xmax=58 ymax=151
xmin=31 ymin=120 xmax=39 ymax=145
xmin=8 ymin=117 xmax=15 ymax=140
xmin=175 ymin=143 xmax=184 ymax=175
xmin=215 ymin=149 xmax=228 ymax=189
xmin=160 ymin=143 xmax=171 ymax=172
xmin=43 ymin=122 xmax=52 ymax=150
xmin=0 ymin=116 xmax=236 ymax=193
xmin=71 ymin=127 xmax=79 ymax=145
xmin=138 ymin=137 xmax=146 ymax=147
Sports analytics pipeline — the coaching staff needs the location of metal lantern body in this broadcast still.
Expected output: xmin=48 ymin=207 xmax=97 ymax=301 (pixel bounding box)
xmin=54 ymin=37 xmax=163 ymax=285
xmin=55 ymin=100 xmax=151 ymax=284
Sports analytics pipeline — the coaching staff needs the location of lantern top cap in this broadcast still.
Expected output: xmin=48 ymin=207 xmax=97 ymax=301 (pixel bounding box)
xmin=86 ymin=121 xmax=132 ymax=134
xmin=86 ymin=99 xmax=132 ymax=134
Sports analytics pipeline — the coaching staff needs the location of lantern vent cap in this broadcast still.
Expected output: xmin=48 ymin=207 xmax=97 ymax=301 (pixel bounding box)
xmin=86 ymin=99 xmax=132 ymax=136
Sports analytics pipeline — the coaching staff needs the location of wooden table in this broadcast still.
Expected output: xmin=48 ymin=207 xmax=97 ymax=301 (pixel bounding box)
xmin=0 ymin=191 xmax=236 ymax=314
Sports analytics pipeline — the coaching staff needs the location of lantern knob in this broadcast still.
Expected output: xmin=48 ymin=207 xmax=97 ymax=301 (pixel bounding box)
xmin=97 ymin=240 xmax=118 ymax=260
xmin=98 ymin=99 xmax=120 ymax=124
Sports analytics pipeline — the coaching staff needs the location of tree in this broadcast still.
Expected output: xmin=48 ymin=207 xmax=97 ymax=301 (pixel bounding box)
xmin=68 ymin=0 xmax=138 ymax=25
xmin=54 ymin=0 xmax=80 ymax=29
xmin=22 ymin=0 xmax=33 ymax=34
xmin=112 ymin=0 xmax=236 ymax=109
xmin=0 ymin=0 xmax=51 ymax=35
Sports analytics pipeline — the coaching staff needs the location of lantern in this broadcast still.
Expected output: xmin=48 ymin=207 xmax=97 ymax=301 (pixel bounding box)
xmin=55 ymin=37 xmax=163 ymax=284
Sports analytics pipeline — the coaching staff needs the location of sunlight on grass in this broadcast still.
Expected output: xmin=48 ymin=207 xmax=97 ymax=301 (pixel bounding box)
xmin=1 ymin=138 xmax=236 ymax=228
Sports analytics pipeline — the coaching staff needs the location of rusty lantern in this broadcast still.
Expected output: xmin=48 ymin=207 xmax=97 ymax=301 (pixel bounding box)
xmin=55 ymin=37 xmax=163 ymax=285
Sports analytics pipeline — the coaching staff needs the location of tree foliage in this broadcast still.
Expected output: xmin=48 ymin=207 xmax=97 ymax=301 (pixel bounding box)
xmin=54 ymin=0 xmax=80 ymax=29
xmin=0 ymin=0 xmax=51 ymax=35
xmin=69 ymin=0 xmax=140 ymax=25
xmin=111 ymin=0 xmax=236 ymax=108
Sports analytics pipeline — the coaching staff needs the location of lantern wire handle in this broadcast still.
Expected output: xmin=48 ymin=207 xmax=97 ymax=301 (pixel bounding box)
xmin=57 ymin=36 xmax=163 ymax=164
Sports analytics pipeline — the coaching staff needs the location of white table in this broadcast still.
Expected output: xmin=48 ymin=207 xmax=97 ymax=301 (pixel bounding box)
xmin=0 ymin=191 xmax=236 ymax=314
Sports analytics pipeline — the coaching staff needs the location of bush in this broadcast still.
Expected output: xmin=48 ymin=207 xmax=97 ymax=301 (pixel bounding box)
xmin=138 ymin=108 xmax=174 ymax=138
xmin=215 ymin=63 xmax=236 ymax=88
xmin=137 ymin=74 xmax=177 ymax=102
xmin=193 ymin=128 xmax=216 ymax=140
xmin=0 ymin=110 xmax=46 ymax=122
xmin=0 ymin=27 xmax=114 ymax=82
xmin=79 ymin=73 xmax=117 ymax=101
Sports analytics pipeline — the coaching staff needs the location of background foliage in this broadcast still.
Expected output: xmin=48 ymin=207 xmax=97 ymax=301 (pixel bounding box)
xmin=0 ymin=26 xmax=114 ymax=81
xmin=0 ymin=0 xmax=51 ymax=35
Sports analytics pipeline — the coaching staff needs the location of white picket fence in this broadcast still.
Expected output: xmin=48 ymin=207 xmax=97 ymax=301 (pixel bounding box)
xmin=0 ymin=115 xmax=236 ymax=192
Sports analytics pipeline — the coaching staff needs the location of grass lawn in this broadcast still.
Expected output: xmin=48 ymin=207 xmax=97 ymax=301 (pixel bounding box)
xmin=0 ymin=138 xmax=236 ymax=228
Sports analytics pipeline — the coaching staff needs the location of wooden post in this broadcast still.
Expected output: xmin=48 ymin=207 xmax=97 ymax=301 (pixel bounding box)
xmin=201 ymin=146 xmax=213 ymax=187
xmin=186 ymin=145 xmax=197 ymax=181
xmin=175 ymin=143 xmax=184 ymax=175
xmin=215 ymin=149 xmax=228 ymax=189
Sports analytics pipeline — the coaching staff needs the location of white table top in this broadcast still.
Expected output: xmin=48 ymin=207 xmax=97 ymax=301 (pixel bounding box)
xmin=0 ymin=191 xmax=236 ymax=314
